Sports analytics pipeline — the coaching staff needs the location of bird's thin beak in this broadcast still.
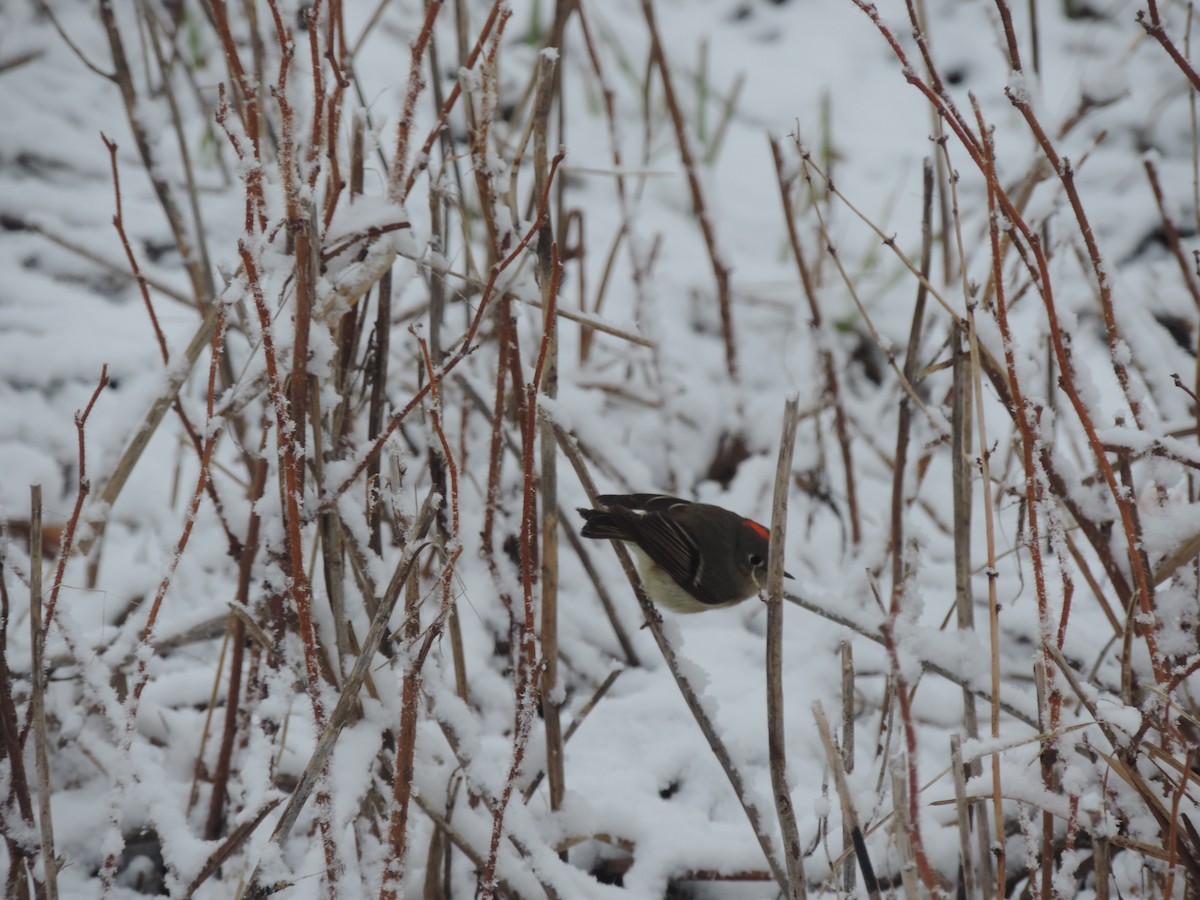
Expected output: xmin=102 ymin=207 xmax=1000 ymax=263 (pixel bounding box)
xmin=784 ymin=571 xmax=795 ymax=581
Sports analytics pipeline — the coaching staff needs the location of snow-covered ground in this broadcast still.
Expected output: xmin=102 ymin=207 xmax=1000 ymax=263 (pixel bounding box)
xmin=3 ymin=0 xmax=1199 ymax=897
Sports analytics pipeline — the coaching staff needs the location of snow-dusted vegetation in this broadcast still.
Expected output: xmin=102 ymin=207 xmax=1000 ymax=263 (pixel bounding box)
xmin=3 ymin=0 xmax=1200 ymax=897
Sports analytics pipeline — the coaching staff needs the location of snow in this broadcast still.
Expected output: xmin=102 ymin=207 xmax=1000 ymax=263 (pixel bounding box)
xmin=4 ymin=0 xmax=1200 ymax=897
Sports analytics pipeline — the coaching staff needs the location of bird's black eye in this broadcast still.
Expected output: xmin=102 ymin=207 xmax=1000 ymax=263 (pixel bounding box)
xmin=749 ymin=553 xmax=764 ymax=568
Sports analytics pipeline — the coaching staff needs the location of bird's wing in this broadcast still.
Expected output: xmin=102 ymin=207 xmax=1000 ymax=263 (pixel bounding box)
xmin=616 ymin=509 xmax=720 ymax=605
xmin=595 ymin=494 xmax=689 ymax=514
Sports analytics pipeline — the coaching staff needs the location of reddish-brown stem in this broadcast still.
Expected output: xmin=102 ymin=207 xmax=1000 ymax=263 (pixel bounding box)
xmin=316 ymin=152 xmax=565 ymax=520
xmin=215 ymin=84 xmax=267 ymax=233
xmin=0 ymin=532 xmax=37 ymax=891
xmin=641 ymin=0 xmax=736 ymax=379
xmin=402 ymin=1 xmax=508 ymax=201
xmin=1144 ymin=159 xmax=1200 ymax=310
xmin=36 ymin=367 xmax=108 ymax=665
xmin=291 ymin=220 xmax=314 ymax=494
xmin=365 ymin=265 xmax=392 ymax=555
xmin=989 ymin=0 xmax=1025 ymax=72
xmin=850 ymin=0 xmax=1166 ymax=687
xmin=319 ymin=12 xmax=350 ymax=228
xmin=480 ymin=294 xmax=517 ymax=626
xmin=208 ymin=0 xmax=263 ymax=157
xmin=879 ymin=615 xmax=940 ymax=893
xmin=379 ymin=600 xmax=423 ymax=900
xmin=204 ymin=454 xmax=268 ymax=841
xmin=468 ymin=17 xmax=507 ymax=258
xmin=238 ymin=245 xmax=327 ymax=720
xmin=379 ymin=329 xmax=466 ymax=900
xmin=1138 ymin=4 xmax=1200 ymax=92
xmin=241 ymin=240 xmax=342 ymax=888
xmin=388 ymin=0 xmax=442 ymax=201
xmin=304 ymin=4 xmax=327 ymax=191
xmin=769 ymin=137 xmax=862 ymax=545
xmin=101 ymin=134 xmax=169 ymax=364
xmin=481 ymin=249 xmax=562 ymax=899
xmin=267 ymin=0 xmax=301 ymax=228
xmin=1163 ymin=749 xmax=1195 ymax=900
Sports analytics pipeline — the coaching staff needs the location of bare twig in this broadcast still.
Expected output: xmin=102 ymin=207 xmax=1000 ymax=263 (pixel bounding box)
xmin=204 ymin=455 xmax=268 ymax=842
xmin=814 ymin=702 xmax=880 ymax=900
xmin=769 ymin=135 xmax=862 ymax=545
xmin=840 ymin=642 xmax=856 ymax=893
xmin=245 ymin=498 xmax=436 ymax=894
xmin=1138 ymin=1 xmax=1200 ymax=91
xmin=97 ymin=0 xmax=209 ymax=303
xmin=481 ymin=243 xmax=563 ymax=899
xmin=641 ymin=0 xmax=736 ymax=379
xmin=388 ymin=0 xmax=442 ymax=202
xmin=34 ymin=366 xmax=109 ymax=688
xmin=766 ymin=397 xmax=806 ymax=898
xmin=0 ymin=529 xmax=38 ymax=896
xmin=81 ymin=305 xmax=221 ymax=556
xmin=950 ymin=734 xmax=976 ymax=900
xmin=533 ymin=50 xmax=566 ymax=822
xmin=29 ymin=485 xmax=60 ymax=900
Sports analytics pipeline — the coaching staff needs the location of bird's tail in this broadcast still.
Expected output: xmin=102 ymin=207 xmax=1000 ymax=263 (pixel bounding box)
xmin=577 ymin=508 xmax=631 ymax=541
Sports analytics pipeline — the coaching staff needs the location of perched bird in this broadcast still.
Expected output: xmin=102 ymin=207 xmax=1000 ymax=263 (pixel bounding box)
xmin=578 ymin=493 xmax=790 ymax=613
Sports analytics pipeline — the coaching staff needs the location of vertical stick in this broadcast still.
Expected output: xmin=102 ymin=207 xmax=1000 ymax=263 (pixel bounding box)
xmin=814 ymin=702 xmax=880 ymax=900
xmin=30 ymin=485 xmax=60 ymax=900
xmin=422 ymin=66 xmax=470 ymax=708
xmin=367 ymin=268 xmax=392 ymax=556
xmin=840 ymin=642 xmax=856 ymax=893
xmin=533 ymin=50 xmax=566 ymax=817
xmin=890 ymin=159 xmax=932 ymax=589
xmin=0 ymin=537 xmax=37 ymax=895
xmin=768 ymin=136 xmax=861 ymax=546
xmin=1094 ymin=834 xmax=1110 ymax=900
xmin=349 ymin=111 xmax=364 ymax=197
xmin=206 ymin=458 xmax=267 ymax=839
xmin=379 ymin=568 xmax=424 ymax=900
xmin=951 ymin=734 xmax=977 ymax=900
xmin=965 ymin=296 xmax=1007 ymax=900
xmin=952 ymin=325 xmax=991 ymax=897
xmin=766 ymin=397 xmax=806 ymax=899
xmin=892 ymin=764 xmax=920 ymax=898
xmin=290 ymin=206 xmax=315 ymax=493
xmin=640 ymin=0 xmax=736 ymax=379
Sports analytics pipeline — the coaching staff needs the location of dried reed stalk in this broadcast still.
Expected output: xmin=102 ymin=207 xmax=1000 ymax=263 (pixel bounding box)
xmin=29 ymin=485 xmax=59 ymax=900
xmin=534 ymin=49 xmax=566 ymax=822
xmin=766 ymin=397 xmax=807 ymax=898
xmin=245 ymin=496 xmax=436 ymax=894
xmin=641 ymin=0 xmax=736 ymax=379
xmin=814 ymin=702 xmax=880 ymax=900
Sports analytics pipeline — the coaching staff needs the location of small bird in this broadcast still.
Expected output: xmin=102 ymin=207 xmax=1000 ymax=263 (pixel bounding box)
xmin=578 ymin=493 xmax=790 ymax=613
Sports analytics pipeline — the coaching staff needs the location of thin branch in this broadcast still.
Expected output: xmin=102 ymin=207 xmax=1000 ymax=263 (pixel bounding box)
xmin=641 ymin=0 xmax=736 ymax=378
xmin=766 ymin=397 xmax=806 ymax=898
xmin=29 ymin=485 xmax=60 ymax=900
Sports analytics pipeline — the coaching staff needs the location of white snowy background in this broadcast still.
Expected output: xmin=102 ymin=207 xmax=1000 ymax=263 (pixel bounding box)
xmin=2 ymin=0 xmax=1199 ymax=898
